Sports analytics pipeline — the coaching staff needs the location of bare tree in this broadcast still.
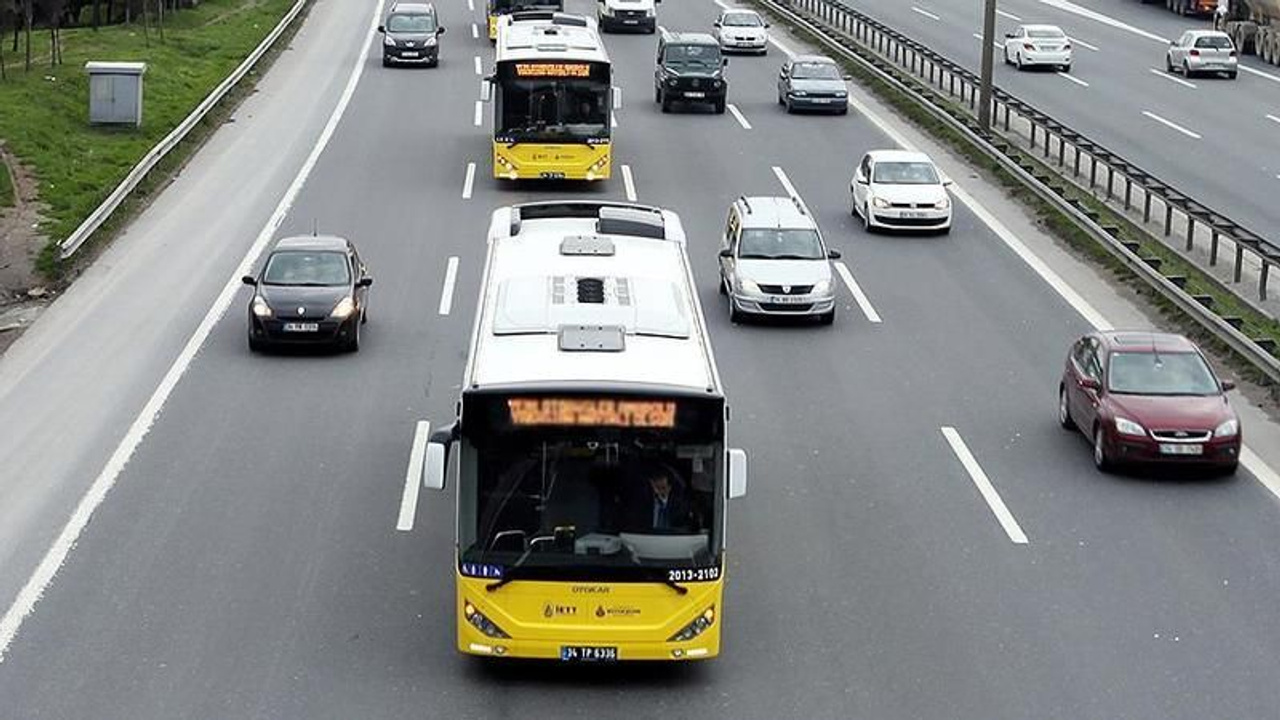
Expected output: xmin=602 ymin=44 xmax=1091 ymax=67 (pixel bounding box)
xmin=23 ymin=0 xmax=31 ymax=72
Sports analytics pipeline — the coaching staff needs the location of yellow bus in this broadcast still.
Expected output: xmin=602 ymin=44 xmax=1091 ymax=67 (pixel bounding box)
xmin=485 ymin=0 xmax=563 ymax=41
xmin=488 ymin=14 xmax=614 ymax=181
xmin=422 ymin=201 xmax=749 ymax=662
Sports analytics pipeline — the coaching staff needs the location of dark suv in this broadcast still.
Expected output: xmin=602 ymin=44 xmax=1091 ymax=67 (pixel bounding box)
xmin=655 ymin=30 xmax=728 ymax=114
xmin=379 ymin=2 xmax=445 ymax=68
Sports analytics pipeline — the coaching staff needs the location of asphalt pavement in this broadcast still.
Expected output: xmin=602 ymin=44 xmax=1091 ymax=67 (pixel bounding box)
xmin=1 ymin=0 xmax=1279 ymax=717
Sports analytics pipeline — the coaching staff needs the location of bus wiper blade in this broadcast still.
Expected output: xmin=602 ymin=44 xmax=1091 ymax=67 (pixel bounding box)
xmin=662 ymin=578 xmax=689 ymax=595
xmin=485 ymin=543 xmax=536 ymax=592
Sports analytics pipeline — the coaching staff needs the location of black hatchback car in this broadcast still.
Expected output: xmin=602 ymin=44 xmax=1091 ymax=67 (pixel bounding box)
xmin=655 ymin=30 xmax=728 ymax=114
xmin=242 ymin=236 xmax=373 ymax=353
xmin=379 ymin=2 xmax=445 ymax=67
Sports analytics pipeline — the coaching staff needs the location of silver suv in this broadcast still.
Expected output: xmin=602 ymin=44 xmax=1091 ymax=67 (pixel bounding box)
xmin=718 ymin=196 xmax=840 ymax=325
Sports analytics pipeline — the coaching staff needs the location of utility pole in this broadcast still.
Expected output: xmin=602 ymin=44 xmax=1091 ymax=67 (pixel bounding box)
xmin=978 ymin=0 xmax=998 ymax=130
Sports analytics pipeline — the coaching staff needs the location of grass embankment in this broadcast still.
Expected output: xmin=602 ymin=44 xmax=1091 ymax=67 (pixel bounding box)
xmin=0 ymin=0 xmax=300 ymax=276
xmin=0 ymin=157 xmax=13 ymax=209
xmin=757 ymin=1 xmax=1280 ymax=389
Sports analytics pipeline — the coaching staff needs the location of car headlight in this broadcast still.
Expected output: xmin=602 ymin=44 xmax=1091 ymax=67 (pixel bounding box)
xmin=666 ymin=76 xmax=679 ymax=87
xmin=1114 ymin=417 xmax=1146 ymax=437
xmin=812 ymin=279 xmax=832 ymax=295
xmin=668 ymin=607 xmax=715 ymax=643
xmin=833 ymin=90 xmax=847 ymax=98
xmin=790 ymin=89 xmax=808 ymax=97
xmin=252 ymin=296 xmax=273 ymax=318
xmin=871 ymin=196 xmax=890 ymax=209
xmin=425 ymin=36 xmax=437 ymax=46
xmin=645 ymin=7 xmax=655 ymax=16
xmin=600 ymin=4 xmax=613 ymax=14
xmin=934 ymin=196 xmax=950 ymax=209
xmin=383 ymin=35 xmax=397 ymax=46
xmin=464 ymin=601 xmax=511 ymax=639
xmin=738 ymin=278 xmax=761 ymax=295
xmin=1214 ymin=418 xmax=1239 ymax=438
xmin=329 ymin=296 xmax=356 ymax=320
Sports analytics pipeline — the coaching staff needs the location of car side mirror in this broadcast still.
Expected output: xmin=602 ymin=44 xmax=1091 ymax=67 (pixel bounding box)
xmin=942 ymin=178 xmax=954 ymax=187
xmin=1004 ymin=32 xmax=1013 ymax=38
xmin=728 ymin=448 xmax=748 ymax=499
xmin=422 ymin=422 xmax=458 ymax=491
xmin=1170 ymin=40 xmax=1177 ymax=46
xmin=842 ymin=74 xmax=853 ymax=81
xmin=779 ymin=68 xmax=787 ymax=78
xmin=1221 ymin=379 xmax=1237 ymax=391
xmin=241 ymin=275 xmax=257 ymax=286
xmin=713 ymin=20 xmax=721 ymax=27
xmin=718 ymin=248 xmax=733 ymax=258
xmin=722 ymin=57 xmax=729 ymax=66
xmin=358 ymin=277 xmax=374 ymax=287
xmin=765 ymin=22 xmax=771 ymax=28
xmin=437 ymin=26 xmax=446 ymax=35
xmin=855 ymin=175 xmax=868 ymax=185
xmin=377 ymin=24 xmax=386 ymax=33
xmin=827 ymin=249 xmax=842 ymax=259
xmin=1079 ymin=377 xmax=1100 ymax=391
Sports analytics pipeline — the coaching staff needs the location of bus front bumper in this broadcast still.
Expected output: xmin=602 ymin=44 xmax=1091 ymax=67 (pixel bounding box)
xmin=459 ymin=630 xmax=721 ymax=661
xmin=493 ymin=146 xmax=612 ymax=181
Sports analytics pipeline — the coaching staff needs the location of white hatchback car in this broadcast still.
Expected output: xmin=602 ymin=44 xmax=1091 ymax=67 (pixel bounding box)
xmin=1166 ymin=30 xmax=1238 ymax=79
xmin=1003 ymin=24 xmax=1072 ymax=72
xmin=715 ymin=8 xmax=769 ymax=54
xmin=850 ymin=150 xmax=952 ymax=234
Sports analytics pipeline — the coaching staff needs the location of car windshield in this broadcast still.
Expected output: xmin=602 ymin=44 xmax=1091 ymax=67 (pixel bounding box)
xmin=664 ymin=44 xmax=721 ymax=69
xmin=1026 ymin=28 xmax=1064 ymax=39
xmin=1107 ymin=351 xmax=1220 ymax=396
xmin=1194 ymin=35 xmax=1233 ymax=49
xmin=792 ymin=61 xmax=841 ymax=80
xmin=722 ymin=13 xmax=762 ymax=26
xmin=872 ymin=161 xmax=940 ymax=185
xmin=386 ymin=13 xmax=435 ymax=32
xmin=739 ymin=228 xmax=825 ymax=260
xmin=262 ymin=251 xmax=350 ymax=286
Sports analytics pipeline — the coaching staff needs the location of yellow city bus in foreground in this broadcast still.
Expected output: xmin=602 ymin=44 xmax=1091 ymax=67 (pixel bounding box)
xmin=486 ymin=0 xmax=563 ymax=40
xmin=488 ymin=14 xmax=613 ymax=181
xmin=422 ymin=202 xmax=749 ymax=661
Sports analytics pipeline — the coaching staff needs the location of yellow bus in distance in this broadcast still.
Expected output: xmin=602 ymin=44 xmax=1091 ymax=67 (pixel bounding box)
xmin=486 ymin=0 xmax=563 ymax=40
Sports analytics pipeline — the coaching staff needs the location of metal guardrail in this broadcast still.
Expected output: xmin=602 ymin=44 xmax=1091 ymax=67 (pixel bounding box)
xmin=58 ymin=0 xmax=310 ymax=259
xmin=776 ymin=0 xmax=1280 ymax=308
xmin=751 ymin=0 xmax=1280 ymax=383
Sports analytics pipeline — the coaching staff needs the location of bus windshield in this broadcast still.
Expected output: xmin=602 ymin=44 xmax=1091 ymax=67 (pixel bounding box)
xmin=459 ymin=394 xmax=724 ymax=581
xmin=490 ymin=0 xmax=563 ymax=12
xmin=496 ymin=66 xmax=610 ymax=143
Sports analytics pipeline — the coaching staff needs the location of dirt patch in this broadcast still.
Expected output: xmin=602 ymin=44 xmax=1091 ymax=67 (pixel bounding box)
xmin=0 ymin=142 xmax=55 ymax=355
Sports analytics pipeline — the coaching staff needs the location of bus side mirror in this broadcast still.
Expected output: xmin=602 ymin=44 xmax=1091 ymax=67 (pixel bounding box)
xmin=423 ymin=422 xmax=458 ymax=491
xmin=612 ymin=86 xmax=622 ymax=110
xmin=481 ymin=76 xmax=493 ymax=102
xmin=727 ymin=448 xmax=747 ymax=499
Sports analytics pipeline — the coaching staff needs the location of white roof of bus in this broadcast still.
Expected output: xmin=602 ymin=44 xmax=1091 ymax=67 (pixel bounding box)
xmin=465 ymin=205 xmax=720 ymax=395
xmin=496 ymin=15 xmax=609 ymax=64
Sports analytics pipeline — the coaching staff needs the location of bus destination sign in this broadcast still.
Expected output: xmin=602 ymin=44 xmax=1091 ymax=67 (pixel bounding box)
xmin=514 ymin=62 xmax=592 ymax=78
xmin=508 ymin=398 xmax=677 ymax=428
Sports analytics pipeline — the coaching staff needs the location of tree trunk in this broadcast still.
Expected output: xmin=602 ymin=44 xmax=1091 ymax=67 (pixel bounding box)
xmin=23 ymin=0 xmax=32 ymax=72
xmin=91 ymin=0 xmax=100 ymax=28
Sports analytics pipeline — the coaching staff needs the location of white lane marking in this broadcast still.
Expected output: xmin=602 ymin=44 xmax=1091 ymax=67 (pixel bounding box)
xmin=438 ymin=256 xmax=460 ymax=315
xmin=974 ymin=32 xmax=1002 ymax=49
xmin=841 ymin=71 xmax=1280 ymax=501
xmin=996 ymin=9 xmax=1021 ymax=21
xmin=1057 ymin=71 xmax=1089 ymax=87
xmin=1067 ymin=36 xmax=1098 ymax=52
xmin=1266 ymin=113 xmax=1280 ymax=126
xmin=1241 ymin=64 xmax=1280 ymax=84
xmin=462 ymin=162 xmax=476 ymax=200
xmin=911 ymin=5 xmax=940 ymax=21
xmin=467 ymin=0 xmax=474 ymax=11
xmin=0 ymin=0 xmax=392 ymax=667
xmin=397 ymin=421 xmax=431 ymax=531
xmin=771 ymin=165 xmax=801 ymax=202
xmin=472 ymin=22 xmax=479 ymax=39
xmin=1150 ymin=67 xmax=1196 ymax=89
xmin=1036 ymin=0 xmax=1168 ymax=44
xmin=611 ymin=114 xmax=618 ymax=128
xmin=474 ymin=56 xmax=482 ymax=75
xmin=621 ymin=164 xmax=638 ymax=202
xmin=727 ymin=103 xmax=752 ymax=129
xmin=474 ymin=100 xmax=483 ymax=127
xmin=1142 ymin=110 xmax=1201 ymax=140
xmin=834 ymin=262 xmax=883 ymax=324
xmin=941 ymin=427 xmax=1029 ymax=545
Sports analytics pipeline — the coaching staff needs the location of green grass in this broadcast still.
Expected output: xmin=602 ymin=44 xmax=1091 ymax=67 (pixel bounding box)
xmin=0 ymin=156 xmax=12 ymax=209
xmin=0 ymin=0 xmax=297 ymax=271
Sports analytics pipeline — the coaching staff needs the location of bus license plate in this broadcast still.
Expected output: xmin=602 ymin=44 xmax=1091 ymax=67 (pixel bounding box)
xmin=540 ymin=171 xmax=566 ymax=179
xmin=561 ymin=646 xmax=618 ymax=662
xmin=282 ymin=322 xmax=319 ymax=332
xmin=1159 ymin=443 xmax=1203 ymax=455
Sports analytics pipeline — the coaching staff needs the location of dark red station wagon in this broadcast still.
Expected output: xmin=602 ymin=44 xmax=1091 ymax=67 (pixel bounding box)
xmin=1058 ymin=331 xmax=1240 ymax=474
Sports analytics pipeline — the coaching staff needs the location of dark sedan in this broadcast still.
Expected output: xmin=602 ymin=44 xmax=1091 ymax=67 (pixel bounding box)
xmin=1059 ymin=331 xmax=1240 ymax=474
xmin=777 ymin=55 xmax=850 ymax=114
xmin=241 ymin=236 xmax=372 ymax=353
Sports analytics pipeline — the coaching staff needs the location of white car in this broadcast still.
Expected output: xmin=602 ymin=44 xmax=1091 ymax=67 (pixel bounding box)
xmin=1166 ymin=30 xmax=1237 ymax=78
xmin=1003 ymin=24 xmax=1072 ymax=72
xmin=850 ymin=150 xmax=952 ymax=234
xmin=597 ymin=0 xmax=657 ymax=33
xmin=714 ymin=8 xmax=769 ymax=54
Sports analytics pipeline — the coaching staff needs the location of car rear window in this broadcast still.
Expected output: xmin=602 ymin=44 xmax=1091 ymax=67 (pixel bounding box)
xmin=1027 ymin=28 xmax=1064 ymax=39
xmin=1194 ymin=36 xmax=1233 ymax=49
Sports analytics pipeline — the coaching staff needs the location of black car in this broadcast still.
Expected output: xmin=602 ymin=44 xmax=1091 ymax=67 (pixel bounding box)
xmin=655 ymin=30 xmax=728 ymax=114
xmin=777 ymin=54 xmax=850 ymax=114
xmin=241 ymin=236 xmax=373 ymax=352
xmin=379 ymin=2 xmax=445 ymax=68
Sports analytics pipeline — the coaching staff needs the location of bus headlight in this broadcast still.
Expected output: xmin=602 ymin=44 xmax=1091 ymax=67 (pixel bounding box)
xmin=588 ymin=154 xmax=610 ymax=174
xmin=464 ymin=601 xmax=511 ymax=639
xmin=668 ymin=606 xmax=715 ymax=642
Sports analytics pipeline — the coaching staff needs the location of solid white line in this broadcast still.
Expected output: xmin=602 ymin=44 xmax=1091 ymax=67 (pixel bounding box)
xmin=471 ymin=22 xmax=479 ymax=39
xmin=941 ymin=427 xmax=1029 ymax=545
xmin=1057 ymin=71 xmax=1089 ymax=87
xmin=996 ymin=9 xmax=1022 ymax=21
xmin=1142 ymin=110 xmax=1201 ymax=140
xmin=1241 ymin=64 xmax=1280 ymax=84
xmin=1068 ymin=36 xmax=1099 ymax=52
xmin=1241 ymin=447 xmax=1280 ymax=500
xmin=771 ymin=165 xmax=801 ymax=202
xmin=834 ymin=262 xmax=883 ymax=324
xmin=911 ymin=5 xmax=940 ymax=21
xmin=396 ymin=421 xmax=431 ymax=531
xmin=438 ymin=256 xmax=460 ymax=315
xmin=0 ymin=0 xmax=392 ymax=667
xmin=1149 ymin=67 xmax=1196 ymax=89
xmin=474 ymin=100 xmax=483 ymax=127
xmin=461 ymin=162 xmax=476 ymax=200
xmin=727 ymin=103 xmax=752 ymax=130
xmin=621 ymin=164 xmax=637 ymax=202
xmin=1266 ymin=113 xmax=1280 ymax=126
xmin=474 ymin=56 xmax=482 ymax=75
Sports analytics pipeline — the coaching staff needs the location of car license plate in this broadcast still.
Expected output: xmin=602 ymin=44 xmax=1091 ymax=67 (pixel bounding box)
xmin=282 ymin=322 xmax=319 ymax=332
xmin=539 ymin=171 xmax=565 ymax=179
xmin=561 ymin=646 xmax=618 ymax=662
xmin=1159 ymin=443 xmax=1203 ymax=456
xmin=685 ymin=91 xmax=705 ymax=98
xmin=401 ymin=51 xmax=419 ymax=58
xmin=769 ymin=295 xmax=808 ymax=304
xmin=901 ymin=211 xmax=927 ymax=219
xmin=812 ymin=98 xmax=830 ymax=103
xmin=624 ymin=18 xmax=637 ymax=24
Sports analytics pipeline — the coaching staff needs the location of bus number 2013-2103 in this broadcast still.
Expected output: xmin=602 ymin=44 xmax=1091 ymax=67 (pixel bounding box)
xmin=669 ymin=567 xmax=720 ymax=582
